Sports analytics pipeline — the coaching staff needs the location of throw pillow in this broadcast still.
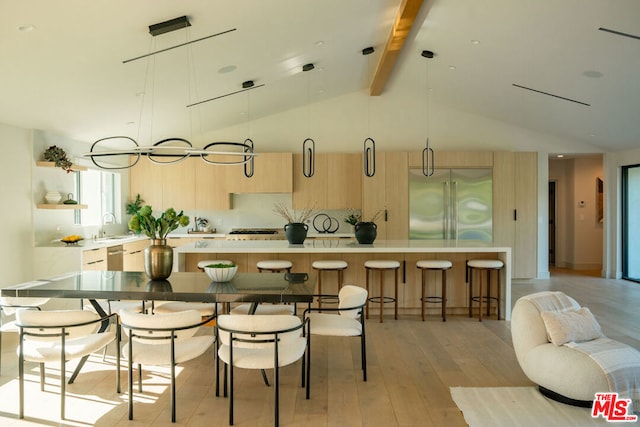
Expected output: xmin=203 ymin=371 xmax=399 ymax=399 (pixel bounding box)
xmin=540 ymin=307 xmax=604 ymax=346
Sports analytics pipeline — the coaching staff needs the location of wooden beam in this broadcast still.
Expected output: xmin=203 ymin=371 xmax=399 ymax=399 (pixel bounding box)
xmin=369 ymin=0 xmax=426 ymax=96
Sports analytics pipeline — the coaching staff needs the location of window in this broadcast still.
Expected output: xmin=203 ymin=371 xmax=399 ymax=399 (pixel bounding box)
xmin=74 ymin=169 xmax=120 ymax=226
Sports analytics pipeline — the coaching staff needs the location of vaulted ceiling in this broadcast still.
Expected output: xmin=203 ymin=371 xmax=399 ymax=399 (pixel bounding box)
xmin=1 ymin=0 xmax=639 ymax=154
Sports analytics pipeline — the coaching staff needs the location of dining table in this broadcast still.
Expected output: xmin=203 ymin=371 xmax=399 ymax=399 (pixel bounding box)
xmin=1 ymin=270 xmax=316 ymax=382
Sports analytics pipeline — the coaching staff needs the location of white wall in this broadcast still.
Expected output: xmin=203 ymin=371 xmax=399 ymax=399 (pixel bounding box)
xmin=0 ymin=123 xmax=35 ymax=284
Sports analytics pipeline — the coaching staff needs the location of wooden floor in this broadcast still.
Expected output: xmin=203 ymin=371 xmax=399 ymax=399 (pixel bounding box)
xmin=1 ymin=268 xmax=639 ymax=426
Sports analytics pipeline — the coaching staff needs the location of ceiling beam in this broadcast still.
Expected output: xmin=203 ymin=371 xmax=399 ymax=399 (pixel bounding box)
xmin=369 ymin=0 xmax=426 ymax=96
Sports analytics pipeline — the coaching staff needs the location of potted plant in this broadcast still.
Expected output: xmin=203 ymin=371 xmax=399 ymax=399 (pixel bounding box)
xmin=355 ymin=209 xmax=384 ymax=244
xmin=126 ymin=194 xmax=144 ymax=216
xmin=344 ymin=209 xmax=362 ymax=233
xmin=273 ymin=202 xmax=315 ymax=244
xmin=128 ymin=206 xmax=190 ymax=279
xmin=42 ymin=145 xmax=74 ymax=173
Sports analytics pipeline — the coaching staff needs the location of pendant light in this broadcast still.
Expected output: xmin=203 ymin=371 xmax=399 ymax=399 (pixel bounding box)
xmin=83 ymin=16 xmax=257 ymax=170
xmin=362 ymin=47 xmax=376 ymax=177
xmin=302 ymin=63 xmax=316 ymax=178
xmin=421 ymin=50 xmax=435 ymax=177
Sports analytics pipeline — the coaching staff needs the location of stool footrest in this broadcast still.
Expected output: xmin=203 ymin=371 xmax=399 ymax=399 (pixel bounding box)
xmin=421 ymin=296 xmax=446 ymax=304
xmin=368 ymin=296 xmax=396 ymax=304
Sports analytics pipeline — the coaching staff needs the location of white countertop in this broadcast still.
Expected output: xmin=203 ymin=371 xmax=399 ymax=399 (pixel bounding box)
xmin=175 ymin=239 xmax=512 ymax=254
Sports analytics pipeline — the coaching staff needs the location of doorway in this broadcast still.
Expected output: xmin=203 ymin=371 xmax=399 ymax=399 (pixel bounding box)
xmin=622 ymin=164 xmax=640 ymax=282
xmin=548 ymin=181 xmax=556 ymax=266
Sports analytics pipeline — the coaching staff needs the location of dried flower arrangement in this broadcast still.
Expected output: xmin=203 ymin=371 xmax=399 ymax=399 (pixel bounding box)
xmin=344 ymin=209 xmax=362 ymax=225
xmin=273 ymin=202 xmax=315 ymax=224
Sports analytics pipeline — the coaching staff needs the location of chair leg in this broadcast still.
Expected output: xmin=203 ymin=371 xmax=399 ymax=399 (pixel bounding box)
xmin=229 ymin=363 xmax=234 ymax=425
xmin=40 ymin=363 xmax=45 ymax=391
xmin=128 ymin=340 xmax=133 ymax=420
xmin=379 ymin=270 xmax=384 ymax=323
xmin=60 ymin=358 xmax=66 ymax=419
xmin=361 ymin=323 xmax=367 ymax=382
xmin=468 ymin=266 xmax=473 ymax=318
xmin=478 ymin=270 xmax=484 ymax=322
xmin=497 ymin=268 xmax=502 ymax=320
xmin=317 ymin=269 xmax=323 ymax=311
xmin=138 ymin=364 xmax=143 ymax=393
xmin=365 ymin=268 xmax=370 ymax=319
xmin=275 ymin=364 xmax=280 ymax=427
xmin=442 ymin=270 xmax=447 ymax=322
xmin=486 ymin=269 xmax=491 ymax=317
xmin=420 ymin=269 xmax=426 ymax=321
xmin=394 ymin=268 xmax=398 ymax=320
xmin=171 ymin=348 xmax=176 ymax=422
xmin=19 ymin=335 xmax=24 ymax=419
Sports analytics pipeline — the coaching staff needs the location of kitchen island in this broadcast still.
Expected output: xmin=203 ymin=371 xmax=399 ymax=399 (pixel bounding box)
xmin=176 ymin=239 xmax=512 ymax=320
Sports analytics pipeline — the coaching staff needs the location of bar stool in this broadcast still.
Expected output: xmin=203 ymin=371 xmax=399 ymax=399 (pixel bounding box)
xmin=467 ymin=259 xmax=504 ymax=322
xmin=365 ymin=260 xmax=400 ymax=323
xmin=312 ymin=260 xmax=348 ymax=309
xmin=197 ymin=259 xmax=232 ymax=272
xmin=416 ymin=259 xmax=452 ymax=322
xmin=256 ymin=260 xmax=292 ymax=273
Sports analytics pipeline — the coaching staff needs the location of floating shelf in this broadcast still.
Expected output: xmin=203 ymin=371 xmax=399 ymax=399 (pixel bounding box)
xmin=37 ymin=204 xmax=88 ymax=210
xmin=36 ymin=161 xmax=87 ymax=172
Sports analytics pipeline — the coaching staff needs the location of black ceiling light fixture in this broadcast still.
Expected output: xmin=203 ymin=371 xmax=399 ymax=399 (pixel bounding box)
xmin=84 ymin=16 xmax=256 ymax=170
xmin=362 ymin=47 xmax=376 ymax=177
xmin=302 ymin=63 xmax=316 ymax=178
xmin=421 ymin=50 xmax=435 ymax=177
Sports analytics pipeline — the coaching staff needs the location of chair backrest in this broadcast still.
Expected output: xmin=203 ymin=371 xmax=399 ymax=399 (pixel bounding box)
xmin=1 ymin=297 xmax=50 ymax=316
xmin=511 ymin=291 xmax=581 ymax=361
xmin=338 ymin=285 xmax=368 ymax=318
xmin=16 ymin=309 xmax=100 ymax=341
xmin=217 ymin=314 xmax=302 ymax=349
xmin=120 ymin=309 xmax=202 ymax=344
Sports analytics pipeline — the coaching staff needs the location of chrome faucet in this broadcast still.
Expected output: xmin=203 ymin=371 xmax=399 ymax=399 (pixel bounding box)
xmin=100 ymin=212 xmax=116 ymax=237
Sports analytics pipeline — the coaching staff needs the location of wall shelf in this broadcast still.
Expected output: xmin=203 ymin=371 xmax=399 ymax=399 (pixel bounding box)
xmin=36 ymin=161 xmax=87 ymax=172
xmin=36 ymin=204 xmax=88 ymax=210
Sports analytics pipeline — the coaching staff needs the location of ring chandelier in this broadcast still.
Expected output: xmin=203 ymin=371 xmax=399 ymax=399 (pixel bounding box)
xmin=81 ymin=136 xmax=256 ymax=176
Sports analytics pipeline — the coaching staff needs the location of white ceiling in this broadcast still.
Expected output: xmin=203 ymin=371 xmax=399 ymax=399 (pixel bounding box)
xmin=1 ymin=0 xmax=639 ymax=153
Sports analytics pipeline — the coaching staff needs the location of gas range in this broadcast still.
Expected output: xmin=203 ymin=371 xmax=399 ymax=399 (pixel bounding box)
xmin=225 ymin=228 xmax=286 ymax=240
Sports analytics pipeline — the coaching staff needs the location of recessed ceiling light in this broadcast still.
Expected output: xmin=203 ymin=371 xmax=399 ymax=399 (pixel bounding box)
xmin=449 ymin=65 xmax=457 ymax=70
xmin=315 ymin=40 xmax=324 ymax=47
xmin=557 ymin=154 xmax=565 ymax=158
xmin=17 ymin=24 xmax=36 ymax=32
xmin=471 ymin=40 xmax=480 ymax=45
xmin=218 ymin=65 xmax=237 ymax=74
xmin=126 ymin=121 xmax=135 ymax=126
xmin=583 ymin=70 xmax=603 ymax=78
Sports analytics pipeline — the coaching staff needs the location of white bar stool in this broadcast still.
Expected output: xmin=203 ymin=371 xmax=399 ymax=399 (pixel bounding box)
xmin=197 ymin=259 xmax=232 ymax=272
xmin=467 ymin=259 xmax=504 ymax=321
xmin=312 ymin=260 xmax=348 ymax=309
xmin=416 ymin=259 xmax=452 ymax=322
xmin=365 ymin=260 xmax=400 ymax=323
xmin=256 ymin=260 xmax=292 ymax=273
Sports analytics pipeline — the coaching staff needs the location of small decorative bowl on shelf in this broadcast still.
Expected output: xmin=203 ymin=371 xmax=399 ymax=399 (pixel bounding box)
xmin=61 ymin=235 xmax=83 ymax=245
xmin=204 ymin=263 xmax=238 ymax=282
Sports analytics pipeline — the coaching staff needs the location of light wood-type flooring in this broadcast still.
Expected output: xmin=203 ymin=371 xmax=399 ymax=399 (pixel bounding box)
xmin=0 ymin=268 xmax=638 ymax=426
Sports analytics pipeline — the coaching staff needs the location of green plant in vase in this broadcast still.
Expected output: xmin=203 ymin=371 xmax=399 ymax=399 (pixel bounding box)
xmin=128 ymin=206 xmax=190 ymax=240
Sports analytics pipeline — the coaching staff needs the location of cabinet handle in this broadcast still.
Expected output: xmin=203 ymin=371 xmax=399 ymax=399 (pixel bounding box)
xmin=514 ymin=209 xmax=517 ymax=221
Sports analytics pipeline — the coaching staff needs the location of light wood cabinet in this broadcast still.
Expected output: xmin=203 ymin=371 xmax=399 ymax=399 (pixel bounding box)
xmin=493 ymin=152 xmax=537 ymax=278
xmin=195 ymin=158 xmax=231 ymax=210
xmin=129 ymin=157 xmax=163 ymax=209
xmin=123 ymin=239 xmax=149 ymax=272
xmin=82 ymin=247 xmax=107 ymax=271
xmin=162 ymin=159 xmax=196 ymax=210
xmin=227 ymin=153 xmax=292 ymax=194
xmin=408 ymin=151 xmax=493 ymax=168
xmin=293 ymin=153 xmax=362 ymax=209
xmin=362 ymin=152 xmax=408 ymax=240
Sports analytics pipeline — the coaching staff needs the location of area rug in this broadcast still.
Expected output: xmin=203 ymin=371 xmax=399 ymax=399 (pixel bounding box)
xmin=450 ymin=387 xmax=619 ymax=426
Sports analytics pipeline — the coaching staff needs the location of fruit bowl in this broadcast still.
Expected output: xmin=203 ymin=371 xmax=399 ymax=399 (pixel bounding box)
xmin=61 ymin=235 xmax=83 ymax=245
xmin=204 ymin=264 xmax=238 ymax=282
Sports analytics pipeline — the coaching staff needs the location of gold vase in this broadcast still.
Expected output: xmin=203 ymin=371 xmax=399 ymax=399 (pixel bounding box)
xmin=144 ymin=239 xmax=173 ymax=280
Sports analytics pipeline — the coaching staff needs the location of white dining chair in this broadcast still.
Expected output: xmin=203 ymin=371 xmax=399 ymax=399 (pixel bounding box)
xmin=216 ymin=314 xmax=310 ymax=426
xmin=303 ymin=285 xmax=368 ymax=381
xmin=0 ymin=296 xmax=50 ymax=375
xmin=16 ymin=308 xmax=120 ymax=420
xmin=119 ymin=309 xmax=216 ymax=423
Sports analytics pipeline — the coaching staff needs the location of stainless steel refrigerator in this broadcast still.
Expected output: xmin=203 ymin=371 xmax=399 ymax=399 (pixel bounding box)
xmin=409 ymin=168 xmax=493 ymax=241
